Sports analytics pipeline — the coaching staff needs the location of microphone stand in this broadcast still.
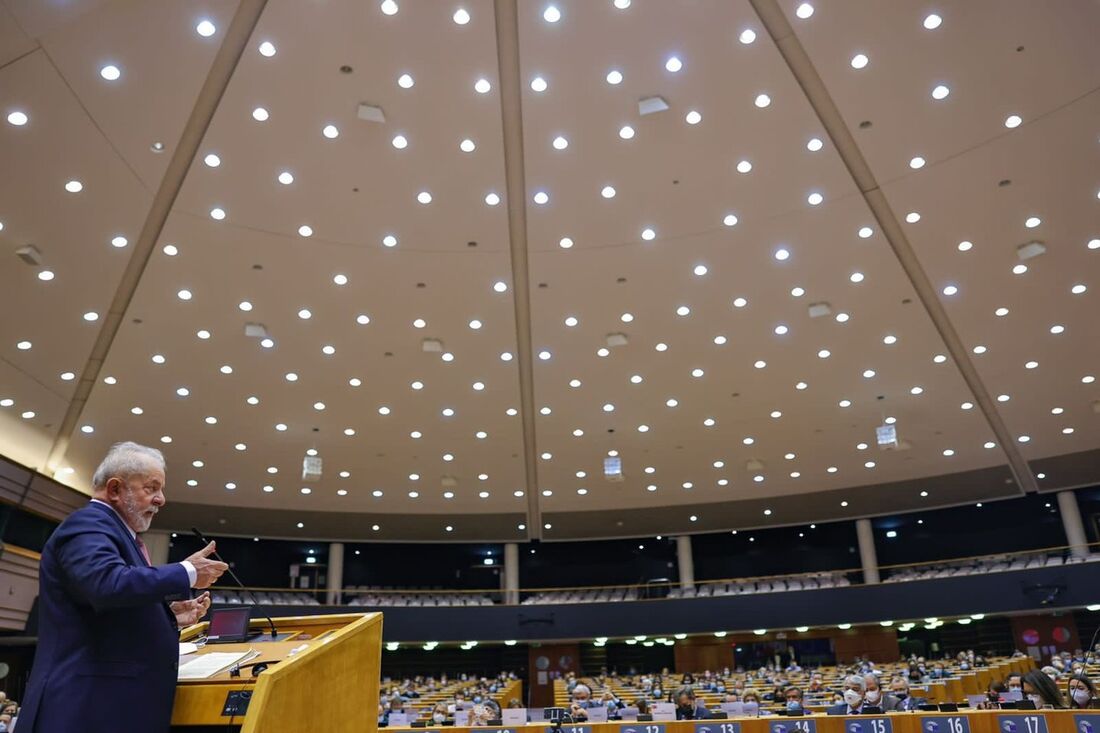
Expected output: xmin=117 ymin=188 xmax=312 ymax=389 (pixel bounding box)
xmin=191 ymin=528 xmax=278 ymax=639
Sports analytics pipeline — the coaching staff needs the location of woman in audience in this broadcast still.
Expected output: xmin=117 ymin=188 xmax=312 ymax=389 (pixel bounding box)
xmin=431 ymin=702 xmax=449 ymax=724
xmin=1022 ymin=669 xmax=1067 ymax=709
xmin=1068 ymin=674 xmax=1099 ymax=709
xmin=506 ymin=698 xmax=523 ymax=709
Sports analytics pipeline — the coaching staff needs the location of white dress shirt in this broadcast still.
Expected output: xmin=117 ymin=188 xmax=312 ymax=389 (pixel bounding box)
xmin=90 ymin=499 xmax=197 ymax=586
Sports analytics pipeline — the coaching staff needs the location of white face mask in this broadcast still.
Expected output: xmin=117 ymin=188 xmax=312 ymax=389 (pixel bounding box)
xmin=865 ymin=690 xmax=881 ymax=704
xmin=1072 ymin=689 xmax=1091 ymax=706
xmin=844 ymin=690 xmax=864 ymax=707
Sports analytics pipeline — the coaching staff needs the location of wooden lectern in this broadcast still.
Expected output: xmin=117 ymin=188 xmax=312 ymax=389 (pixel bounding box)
xmin=172 ymin=612 xmax=382 ymax=732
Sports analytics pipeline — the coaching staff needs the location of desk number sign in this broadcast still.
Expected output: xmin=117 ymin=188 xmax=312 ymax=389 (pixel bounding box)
xmin=559 ymin=727 xmax=592 ymax=733
xmin=695 ymin=723 xmax=741 ymax=733
xmin=845 ymin=718 xmax=892 ymax=733
xmin=921 ymin=717 xmax=971 ymax=733
xmin=770 ymin=719 xmax=817 ymax=733
xmin=1073 ymin=714 xmax=1100 ymax=733
xmin=622 ymin=725 xmax=666 ymax=733
xmin=997 ymin=715 xmax=1048 ymax=733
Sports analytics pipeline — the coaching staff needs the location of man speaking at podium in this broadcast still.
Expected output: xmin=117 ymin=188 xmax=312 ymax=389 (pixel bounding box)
xmin=19 ymin=442 xmax=229 ymax=733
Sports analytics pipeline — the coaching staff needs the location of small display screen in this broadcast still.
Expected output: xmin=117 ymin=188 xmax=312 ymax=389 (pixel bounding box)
xmin=208 ymin=607 xmax=251 ymax=640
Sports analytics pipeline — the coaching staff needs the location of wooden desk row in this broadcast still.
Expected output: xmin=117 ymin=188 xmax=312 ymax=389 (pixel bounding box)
xmin=390 ymin=710 xmax=1099 ymax=733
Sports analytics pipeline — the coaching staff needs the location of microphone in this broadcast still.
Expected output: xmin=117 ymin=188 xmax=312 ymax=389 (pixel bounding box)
xmin=191 ymin=527 xmax=278 ymax=639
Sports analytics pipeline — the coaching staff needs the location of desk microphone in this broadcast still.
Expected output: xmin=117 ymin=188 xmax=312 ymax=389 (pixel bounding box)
xmin=191 ymin=527 xmax=278 ymax=639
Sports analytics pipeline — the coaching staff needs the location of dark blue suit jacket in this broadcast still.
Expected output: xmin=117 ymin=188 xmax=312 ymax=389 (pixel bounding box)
xmin=20 ymin=502 xmax=191 ymax=733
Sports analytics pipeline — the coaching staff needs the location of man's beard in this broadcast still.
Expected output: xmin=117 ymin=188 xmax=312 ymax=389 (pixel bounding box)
xmin=120 ymin=490 xmax=156 ymax=533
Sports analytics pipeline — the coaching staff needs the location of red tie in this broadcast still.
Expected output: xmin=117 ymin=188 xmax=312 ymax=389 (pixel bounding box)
xmin=136 ymin=536 xmax=152 ymax=566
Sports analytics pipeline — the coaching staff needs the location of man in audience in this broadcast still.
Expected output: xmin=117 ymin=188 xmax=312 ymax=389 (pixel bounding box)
xmin=807 ymin=673 xmax=826 ymax=693
xmin=569 ymin=683 xmax=595 ymax=720
xmin=827 ymin=675 xmax=868 ymax=715
xmin=784 ymin=686 xmax=805 ymax=712
xmin=1005 ymin=673 xmax=1023 ymax=693
xmin=888 ymin=676 xmax=926 ymax=711
xmin=863 ymin=673 xmax=902 ymax=711
xmin=674 ymin=686 xmax=710 ymax=720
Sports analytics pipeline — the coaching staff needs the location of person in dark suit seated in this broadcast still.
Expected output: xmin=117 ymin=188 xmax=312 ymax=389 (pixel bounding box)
xmin=863 ymin=673 xmax=902 ymax=712
xmin=827 ymin=675 xmax=869 ymax=715
xmin=18 ymin=442 xmax=228 ymax=733
xmin=784 ymin=686 xmax=806 ymax=712
xmin=674 ymin=686 xmax=711 ymax=720
xmin=888 ymin=676 xmax=926 ymax=711
xmin=1068 ymin=674 xmax=1099 ymax=709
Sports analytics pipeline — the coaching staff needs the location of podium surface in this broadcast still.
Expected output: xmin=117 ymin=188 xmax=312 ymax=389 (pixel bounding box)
xmin=173 ymin=612 xmax=382 ymax=732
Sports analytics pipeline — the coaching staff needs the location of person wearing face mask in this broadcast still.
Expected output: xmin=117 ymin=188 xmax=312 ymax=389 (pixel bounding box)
xmin=569 ymin=683 xmax=595 ymax=720
xmin=929 ymin=664 xmax=948 ymax=679
xmin=1022 ymin=670 xmax=1067 ymax=709
xmin=674 ymin=686 xmax=711 ymax=720
xmin=1005 ymin=673 xmax=1023 ymax=693
xmin=784 ymin=686 xmax=805 ymax=713
xmin=827 ymin=675 xmax=868 ymax=715
xmin=888 ymin=676 xmax=926 ymax=711
xmin=431 ymin=703 xmax=449 ymax=724
xmin=863 ymin=673 xmax=902 ymax=712
xmin=1068 ymin=674 xmax=1100 ymax=709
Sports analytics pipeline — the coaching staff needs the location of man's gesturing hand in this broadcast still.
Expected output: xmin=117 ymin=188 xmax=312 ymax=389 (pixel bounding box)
xmin=170 ymin=591 xmax=211 ymax=627
xmin=186 ymin=541 xmax=228 ymax=589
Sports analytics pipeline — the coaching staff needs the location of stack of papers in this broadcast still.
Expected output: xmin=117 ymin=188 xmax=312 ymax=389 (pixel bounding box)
xmin=178 ymin=650 xmax=257 ymax=680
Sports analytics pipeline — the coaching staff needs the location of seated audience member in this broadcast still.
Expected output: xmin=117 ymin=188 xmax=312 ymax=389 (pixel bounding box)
xmin=976 ymin=682 xmax=1007 ymax=710
xmin=928 ymin=663 xmax=948 ymax=680
xmin=599 ymin=689 xmax=624 ymax=711
xmin=807 ymin=674 xmax=826 ymax=693
xmin=1022 ymin=670 xmax=1067 ymax=709
xmin=469 ymin=703 xmax=495 ymax=727
xmin=674 ymin=686 xmax=710 ymax=720
xmin=1041 ymin=665 xmax=1060 ymax=681
xmin=1068 ymin=675 xmax=1100 ymax=709
xmin=742 ymin=692 xmax=762 ymax=709
xmin=1005 ymin=673 xmax=1023 ymax=693
xmin=864 ymin=673 xmax=902 ymax=712
xmin=784 ymin=686 xmax=805 ymax=712
xmin=723 ymin=692 xmax=742 ymax=704
xmin=634 ymin=698 xmax=651 ymax=715
xmin=431 ymin=703 xmax=449 ymax=724
xmin=569 ymin=683 xmax=595 ymax=720
xmin=506 ymin=698 xmax=524 ymax=709
xmin=0 ymin=713 xmax=11 ymax=732
xmin=888 ymin=676 xmax=926 ymax=711
xmin=827 ymin=675 xmax=868 ymax=715
xmin=682 ymin=673 xmax=696 ymax=685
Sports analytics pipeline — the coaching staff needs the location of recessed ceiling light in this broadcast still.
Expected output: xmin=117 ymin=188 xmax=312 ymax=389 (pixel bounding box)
xmin=530 ymin=76 xmax=548 ymax=92
xmin=552 ymin=135 xmax=568 ymax=150
xmin=942 ymin=284 xmax=958 ymax=296
xmin=391 ymin=134 xmax=408 ymax=149
xmin=909 ymin=156 xmax=925 ymax=169
xmin=973 ymin=345 xmax=987 ymax=354
xmin=850 ymin=271 xmax=865 ymax=283
xmin=933 ymin=354 xmax=947 ymax=363
xmin=1005 ymin=114 xmax=1023 ymax=129
xmin=219 ymin=364 xmax=233 ymax=374
xmin=252 ymin=107 xmax=269 ymax=121
xmin=484 ymin=192 xmax=501 ymax=206
xmin=258 ymin=40 xmax=276 ymax=56
xmin=911 ymin=386 xmax=925 ymax=395
xmin=474 ymin=78 xmax=491 ymax=94
xmin=665 ymin=56 xmax=682 ymax=72
xmin=805 ymin=137 xmax=825 ymax=153
xmin=796 ymin=381 xmax=808 ymax=390
xmin=739 ymin=28 xmax=756 ymax=44
xmin=1025 ymin=216 xmax=1041 ymax=228
xmin=807 ymin=192 xmax=823 ymax=206
xmin=835 ymin=312 xmax=850 ymax=322
xmin=883 ymin=334 xmax=897 ymax=345
xmin=65 ymin=180 xmax=84 ymax=193
xmin=533 ymin=190 xmax=549 ymax=205
xmin=641 ymin=228 xmax=656 ymax=241
xmin=6 ymin=110 xmax=28 ymax=126
xmin=209 ymin=207 xmax=226 ymax=220
xmin=906 ymin=212 xmax=921 ymax=223
xmin=1049 ymin=324 xmax=1064 ymax=334
xmin=685 ymin=109 xmax=702 ymax=125
xmin=795 ymin=3 xmax=814 ymax=19
xmin=961 ymin=401 xmax=973 ymax=410
xmin=774 ymin=247 xmax=790 ymax=261
xmin=99 ymin=64 xmax=121 ymax=81
xmin=38 ymin=270 xmax=55 ymax=281
xmin=850 ymin=53 xmax=869 ymax=69
xmin=863 ymin=369 xmax=876 ymax=378
xmin=1071 ymin=284 xmax=1087 ymax=295
xmin=838 ymin=399 xmax=851 ymax=408
xmin=397 ymin=72 xmax=414 ymax=88
xmin=61 ymin=372 xmax=76 ymax=381
xmin=817 ymin=349 xmax=831 ymax=359
xmin=923 ymin=13 xmax=942 ymax=29
xmin=654 ymin=343 xmax=668 ymax=351
xmin=453 ymin=7 xmax=471 ymax=24
xmin=736 ymin=160 xmax=752 ymax=173
xmin=601 ymin=185 xmax=617 ymax=199
xmin=606 ymin=69 xmax=623 ymax=85
xmin=931 ymin=84 xmax=951 ymax=100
